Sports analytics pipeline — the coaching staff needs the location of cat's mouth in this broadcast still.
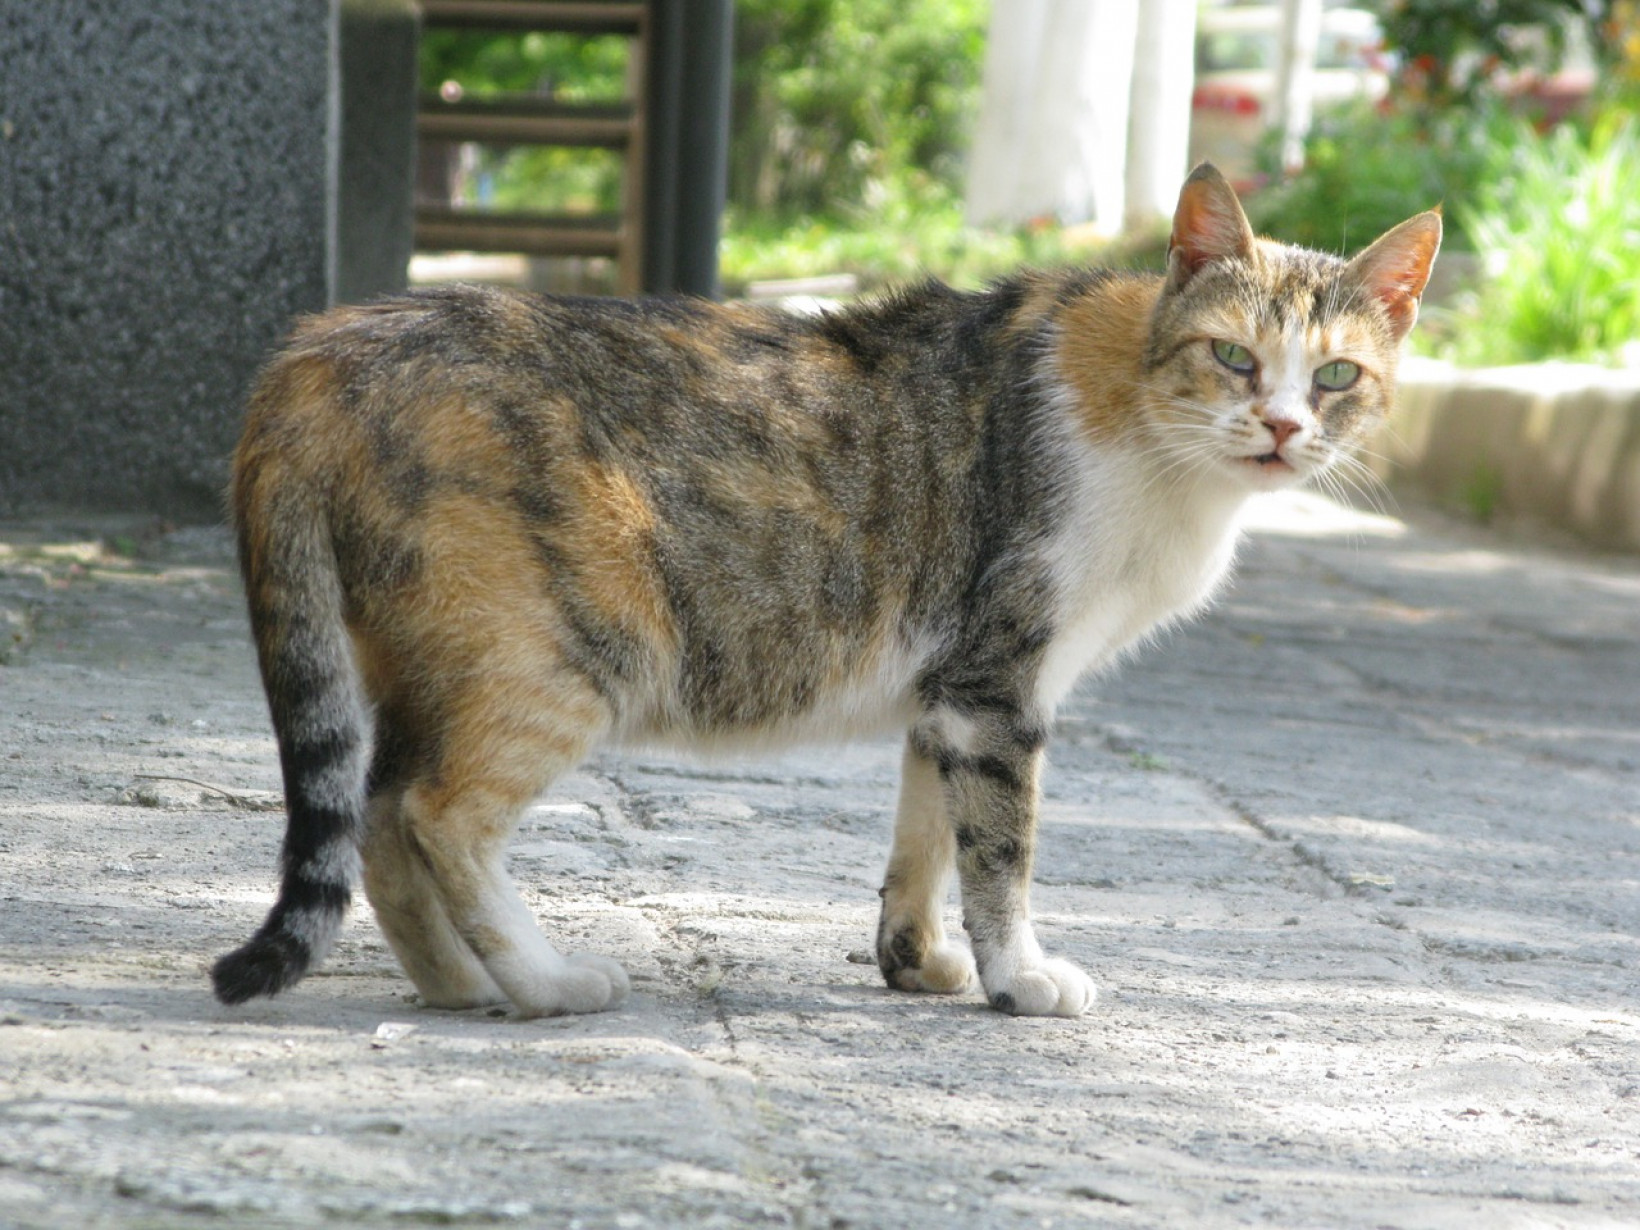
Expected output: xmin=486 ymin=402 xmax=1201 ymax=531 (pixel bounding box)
xmin=1234 ymin=449 xmax=1305 ymax=487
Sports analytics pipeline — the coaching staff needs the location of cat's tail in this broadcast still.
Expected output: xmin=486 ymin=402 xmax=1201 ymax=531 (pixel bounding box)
xmin=211 ymin=349 xmax=370 ymax=1005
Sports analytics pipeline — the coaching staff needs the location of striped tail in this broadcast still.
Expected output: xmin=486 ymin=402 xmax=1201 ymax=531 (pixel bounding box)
xmin=212 ymin=371 xmax=370 ymax=1005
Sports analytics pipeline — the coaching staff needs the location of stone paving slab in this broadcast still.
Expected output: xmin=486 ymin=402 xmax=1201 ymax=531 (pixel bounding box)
xmin=1 ymin=494 xmax=1636 ymax=1228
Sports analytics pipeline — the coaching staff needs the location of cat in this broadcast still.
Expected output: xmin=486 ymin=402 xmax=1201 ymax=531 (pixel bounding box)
xmin=212 ymin=163 xmax=1439 ymax=1018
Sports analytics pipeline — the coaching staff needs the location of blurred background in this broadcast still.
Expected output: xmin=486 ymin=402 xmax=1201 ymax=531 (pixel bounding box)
xmin=416 ymin=0 xmax=1638 ymax=371
xmin=3 ymin=0 xmax=1636 ymax=523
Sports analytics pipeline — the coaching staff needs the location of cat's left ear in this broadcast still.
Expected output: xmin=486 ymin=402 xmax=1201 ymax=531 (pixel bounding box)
xmin=1346 ymin=209 xmax=1443 ymax=340
xmin=1167 ymin=162 xmax=1256 ymax=291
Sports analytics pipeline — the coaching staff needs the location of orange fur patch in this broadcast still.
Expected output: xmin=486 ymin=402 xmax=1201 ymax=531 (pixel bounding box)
xmin=1053 ymin=276 xmax=1162 ymax=441
xmin=558 ymin=461 xmax=680 ymax=654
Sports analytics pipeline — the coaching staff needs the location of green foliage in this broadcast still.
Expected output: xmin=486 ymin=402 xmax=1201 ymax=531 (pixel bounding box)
xmin=480 ymin=147 xmax=624 ymax=215
xmin=1460 ymin=463 xmax=1504 ymax=521
xmin=730 ymin=0 xmax=988 ymax=219
xmin=419 ymin=30 xmax=627 ymax=101
xmin=724 ymin=0 xmax=1053 ymax=290
xmin=1447 ymin=113 xmax=1640 ymax=365
xmin=418 ymin=31 xmax=628 ymax=215
xmin=1248 ymin=100 xmax=1503 ymax=253
xmin=720 ymin=191 xmax=1115 ymax=295
xmin=720 ymin=0 xmax=1170 ymax=293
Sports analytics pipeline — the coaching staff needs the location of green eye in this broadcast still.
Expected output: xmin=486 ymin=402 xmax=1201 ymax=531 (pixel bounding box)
xmin=1315 ymin=360 xmax=1361 ymax=391
xmin=1211 ymin=339 xmax=1255 ymax=373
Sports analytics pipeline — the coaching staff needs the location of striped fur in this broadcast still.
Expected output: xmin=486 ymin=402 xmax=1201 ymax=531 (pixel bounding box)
xmin=214 ymin=165 xmax=1438 ymax=1017
xmin=212 ymin=376 xmax=371 ymax=1004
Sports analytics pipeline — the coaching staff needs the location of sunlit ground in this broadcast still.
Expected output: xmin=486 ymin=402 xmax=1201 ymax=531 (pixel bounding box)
xmin=1242 ymin=488 xmax=1407 ymax=539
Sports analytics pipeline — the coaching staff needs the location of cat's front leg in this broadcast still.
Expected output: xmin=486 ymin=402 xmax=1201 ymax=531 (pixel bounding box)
xmin=916 ymin=708 xmax=1097 ymax=1018
xmin=877 ymin=738 xmax=980 ymax=995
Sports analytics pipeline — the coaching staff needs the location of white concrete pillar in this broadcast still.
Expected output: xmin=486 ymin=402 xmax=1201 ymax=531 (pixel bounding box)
xmin=1273 ymin=0 xmax=1324 ymax=173
xmin=966 ymin=0 xmax=1138 ymax=232
xmin=1124 ymin=0 xmax=1198 ymax=231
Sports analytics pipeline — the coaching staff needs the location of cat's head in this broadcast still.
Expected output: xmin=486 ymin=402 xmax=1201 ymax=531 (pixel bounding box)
xmin=1142 ymin=162 xmax=1441 ymax=494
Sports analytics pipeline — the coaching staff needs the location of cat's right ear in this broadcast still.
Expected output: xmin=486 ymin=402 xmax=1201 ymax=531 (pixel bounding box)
xmin=1166 ymin=163 xmax=1256 ymax=292
xmin=1344 ymin=208 xmax=1443 ymax=341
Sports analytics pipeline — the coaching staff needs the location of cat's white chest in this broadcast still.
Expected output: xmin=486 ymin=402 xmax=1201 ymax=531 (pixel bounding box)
xmin=1034 ymin=456 xmax=1247 ymax=712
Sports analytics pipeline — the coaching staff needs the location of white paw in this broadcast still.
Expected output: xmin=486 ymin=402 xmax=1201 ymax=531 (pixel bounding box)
xmin=985 ymin=957 xmax=1097 ymax=1018
xmin=568 ymin=952 xmax=631 ymax=1006
xmin=512 ymin=954 xmax=628 ymax=1018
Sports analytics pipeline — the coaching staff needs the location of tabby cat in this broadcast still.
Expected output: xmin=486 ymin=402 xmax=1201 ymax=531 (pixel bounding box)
xmin=212 ymin=164 xmax=1439 ymax=1018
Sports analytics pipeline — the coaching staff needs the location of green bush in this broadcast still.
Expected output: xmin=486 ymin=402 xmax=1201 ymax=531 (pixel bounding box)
xmin=419 ymin=8 xmax=993 ymax=261
xmin=1374 ymin=0 xmax=1598 ymax=109
xmin=419 ymin=30 xmax=629 ymax=215
xmin=730 ymin=0 xmax=987 ymax=220
xmin=1247 ymin=101 xmax=1505 ymax=253
xmin=725 ymin=0 xmax=1101 ymax=291
xmin=1448 ymin=112 xmax=1640 ymax=365
xmin=720 ymin=192 xmax=1100 ymax=295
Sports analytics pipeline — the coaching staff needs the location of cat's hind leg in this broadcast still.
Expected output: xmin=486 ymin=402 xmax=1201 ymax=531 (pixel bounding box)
xmin=362 ymin=782 xmax=507 ymax=1010
xmin=876 ymin=737 xmax=980 ymax=995
xmin=395 ymin=666 xmax=629 ymax=1019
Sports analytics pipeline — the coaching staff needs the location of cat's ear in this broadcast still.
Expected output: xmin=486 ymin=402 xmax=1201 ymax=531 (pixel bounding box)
xmin=1346 ymin=209 xmax=1443 ymax=340
xmin=1166 ymin=162 xmax=1256 ymax=291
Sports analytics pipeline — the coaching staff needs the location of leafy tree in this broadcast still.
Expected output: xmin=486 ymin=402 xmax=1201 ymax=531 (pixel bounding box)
xmin=729 ymin=0 xmax=988 ymax=219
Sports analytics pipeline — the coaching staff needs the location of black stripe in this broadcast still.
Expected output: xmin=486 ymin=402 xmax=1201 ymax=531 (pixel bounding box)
xmin=523 ymin=534 xmax=632 ymax=705
xmin=982 ymin=835 xmax=1025 ymax=871
xmin=936 ymin=749 xmax=1026 ymax=794
xmin=279 ymin=799 xmax=359 ymax=870
xmin=274 ymin=867 xmax=352 ymax=916
xmin=277 ymin=728 xmax=358 ymax=802
xmin=955 ymin=277 xmax=1028 ymax=358
xmin=366 ymin=716 xmax=418 ymax=795
xmin=1054 ymin=267 xmax=1117 ymax=305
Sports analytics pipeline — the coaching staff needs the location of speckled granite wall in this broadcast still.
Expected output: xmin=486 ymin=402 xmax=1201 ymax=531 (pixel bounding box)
xmin=0 ymin=0 xmax=415 ymax=519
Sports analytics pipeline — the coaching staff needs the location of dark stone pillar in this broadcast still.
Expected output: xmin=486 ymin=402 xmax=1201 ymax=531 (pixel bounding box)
xmin=0 ymin=0 xmax=417 ymax=519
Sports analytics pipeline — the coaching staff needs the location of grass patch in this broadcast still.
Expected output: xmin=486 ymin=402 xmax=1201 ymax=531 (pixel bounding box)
xmin=1448 ymin=113 xmax=1640 ymax=367
xmin=722 ymin=185 xmax=1170 ymax=296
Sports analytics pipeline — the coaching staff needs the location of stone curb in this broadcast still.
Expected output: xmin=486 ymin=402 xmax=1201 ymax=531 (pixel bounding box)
xmin=1377 ymin=357 xmax=1640 ymax=550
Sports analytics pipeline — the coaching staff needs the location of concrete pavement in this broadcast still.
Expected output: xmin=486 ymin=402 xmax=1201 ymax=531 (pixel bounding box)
xmin=1 ymin=492 xmax=1636 ymax=1228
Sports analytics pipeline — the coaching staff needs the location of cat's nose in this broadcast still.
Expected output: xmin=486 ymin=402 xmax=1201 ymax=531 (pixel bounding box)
xmin=1261 ymin=415 xmax=1302 ymax=449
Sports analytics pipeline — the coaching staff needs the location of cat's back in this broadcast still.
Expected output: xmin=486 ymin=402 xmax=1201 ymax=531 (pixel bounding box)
xmin=251 ymin=283 xmax=996 ymax=474
xmin=235 ymin=282 xmax=1033 ymax=747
